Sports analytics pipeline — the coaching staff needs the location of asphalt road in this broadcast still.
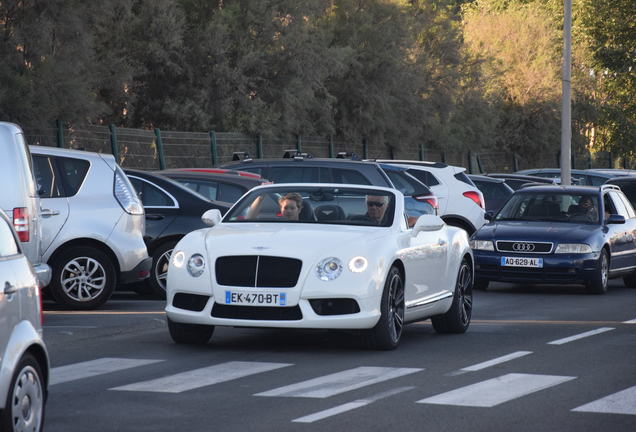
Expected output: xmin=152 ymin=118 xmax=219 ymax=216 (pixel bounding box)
xmin=42 ymin=281 xmax=636 ymax=432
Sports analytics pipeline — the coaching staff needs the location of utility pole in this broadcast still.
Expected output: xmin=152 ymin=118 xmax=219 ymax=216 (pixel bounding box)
xmin=560 ymin=0 xmax=572 ymax=185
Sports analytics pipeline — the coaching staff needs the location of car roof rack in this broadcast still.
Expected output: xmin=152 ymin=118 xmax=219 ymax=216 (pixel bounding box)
xmin=282 ymin=149 xmax=313 ymax=160
xmin=335 ymin=152 xmax=361 ymax=160
xmin=232 ymin=151 xmax=252 ymax=161
xmin=601 ymin=184 xmax=621 ymax=192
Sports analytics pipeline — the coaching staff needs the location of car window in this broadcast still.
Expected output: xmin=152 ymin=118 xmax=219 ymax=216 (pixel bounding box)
xmin=32 ymin=155 xmax=63 ymax=198
xmin=268 ymin=166 xmax=319 ymax=183
xmin=504 ymin=179 xmax=525 ymax=191
xmin=384 ymin=170 xmax=415 ymax=195
xmin=56 ymin=156 xmax=90 ymax=196
xmin=218 ymin=182 xmax=247 ymax=202
xmin=332 ymin=168 xmax=371 ymax=185
xmin=453 ymin=172 xmax=475 ymax=186
xmin=603 ymin=193 xmax=617 ymax=218
xmin=496 ymin=193 xmax=599 ymax=224
xmin=407 ymin=168 xmax=440 ymax=186
xmin=588 ymin=175 xmax=607 ymax=186
xmin=129 ymin=177 xmax=174 ymax=207
xmin=615 ymin=191 xmax=636 ymax=218
xmin=609 ymin=191 xmax=630 ymax=218
xmin=176 ymin=179 xmax=219 ymax=201
xmin=0 ymin=217 xmax=20 ymax=257
xmin=614 ymin=183 xmax=636 ymax=209
xmin=473 ymin=181 xmax=511 ymax=200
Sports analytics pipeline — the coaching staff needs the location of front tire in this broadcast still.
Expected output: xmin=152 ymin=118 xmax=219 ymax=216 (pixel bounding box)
xmin=167 ymin=318 xmax=214 ymax=345
xmin=366 ymin=266 xmax=405 ymax=350
xmin=49 ymin=246 xmax=116 ymax=309
xmin=1 ymin=353 xmax=46 ymax=432
xmin=432 ymin=257 xmax=473 ymax=334
xmin=587 ymin=249 xmax=609 ymax=295
xmin=148 ymin=241 xmax=178 ymax=299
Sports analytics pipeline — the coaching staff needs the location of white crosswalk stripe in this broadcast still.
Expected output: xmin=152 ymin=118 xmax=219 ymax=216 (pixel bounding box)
xmin=417 ymin=373 xmax=576 ymax=407
xmin=572 ymin=385 xmax=636 ymax=415
xmin=547 ymin=327 xmax=614 ymax=345
xmin=110 ymin=361 xmax=292 ymax=393
xmin=255 ymin=366 xmax=422 ymax=399
xmin=50 ymin=358 xmax=164 ymax=386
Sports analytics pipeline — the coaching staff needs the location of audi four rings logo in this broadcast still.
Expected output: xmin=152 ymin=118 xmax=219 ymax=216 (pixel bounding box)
xmin=512 ymin=243 xmax=535 ymax=252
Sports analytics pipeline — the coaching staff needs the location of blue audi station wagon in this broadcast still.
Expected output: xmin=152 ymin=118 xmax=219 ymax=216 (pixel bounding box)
xmin=471 ymin=184 xmax=636 ymax=294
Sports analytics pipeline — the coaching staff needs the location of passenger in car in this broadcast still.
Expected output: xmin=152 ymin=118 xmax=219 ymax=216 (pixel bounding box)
xmin=351 ymin=195 xmax=389 ymax=225
xmin=278 ymin=193 xmax=303 ymax=221
xmin=569 ymin=196 xmax=598 ymax=222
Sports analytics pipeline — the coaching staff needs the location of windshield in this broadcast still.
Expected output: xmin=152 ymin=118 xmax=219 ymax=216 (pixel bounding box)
xmin=495 ymin=193 xmax=600 ymax=224
xmin=225 ymin=186 xmax=395 ymax=227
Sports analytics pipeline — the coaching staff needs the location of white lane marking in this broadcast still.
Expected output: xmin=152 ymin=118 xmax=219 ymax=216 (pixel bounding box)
xmin=256 ymin=366 xmax=422 ymax=399
xmin=417 ymin=373 xmax=576 ymax=407
xmin=547 ymin=327 xmax=615 ymax=345
xmin=111 ymin=361 xmax=291 ymax=393
xmin=572 ymin=385 xmax=636 ymax=415
xmin=292 ymin=387 xmax=414 ymax=423
xmin=460 ymin=351 xmax=533 ymax=372
xmin=623 ymin=318 xmax=636 ymax=324
xmin=44 ymin=325 xmax=97 ymax=328
xmin=51 ymin=358 xmax=163 ymax=386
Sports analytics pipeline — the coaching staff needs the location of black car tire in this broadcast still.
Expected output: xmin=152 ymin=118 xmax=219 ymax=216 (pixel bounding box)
xmin=432 ymin=257 xmax=473 ymax=334
xmin=1 ymin=353 xmax=46 ymax=432
xmin=148 ymin=240 xmax=179 ymax=299
xmin=366 ymin=266 xmax=405 ymax=350
xmin=587 ymin=249 xmax=609 ymax=295
xmin=623 ymin=272 xmax=636 ymax=288
xmin=473 ymin=278 xmax=489 ymax=291
xmin=49 ymin=246 xmax=116 ymax=309
xmin=167 ymin=318 xmax=214 ymax=345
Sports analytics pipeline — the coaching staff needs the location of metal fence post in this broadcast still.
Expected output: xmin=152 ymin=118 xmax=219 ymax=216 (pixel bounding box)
xmin=328 ymin=135 xmax=334 ymax=158
xmin=512 ymin=153 xmax=519 ymax=172
xmin=588 ymin=150 xmax=592 ymax=169
xmin=154 ymin=128 xmax=166 ymax=170
xmin=419 ymin=143 xmax=425 ymax=161
xmin=209 ymin=131 xmax=218 ymax=166
xmin=609 ymin=152 xmax=613 ymax=168
xmin=441 ymin=151 xmax=446 ymax=164
xmin=362 ymin=137 xmax=368 ymax=159
xmin=109 ymin=124 xmax=119 ymax=161
xmin=296 ymin=135 xmax=302 ymax=152
xmin=256 ymin=134 xmax=263 ymax=159
xmin=56 ymin=119 xmax=65 ymax=148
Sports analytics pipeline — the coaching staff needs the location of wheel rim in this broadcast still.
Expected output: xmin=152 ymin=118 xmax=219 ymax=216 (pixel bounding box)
xmin=387 ymin=272 xmax=405 ymax=343
xmin=601 ymin=252 xmax=609 ymax=288
xmin=10 ymin=365 xmax=43 ymax=432
xmin=60 ymin=257 xmax=106 ymax=302
xmin=155 ymin=249 xmax=173 ymax=291
xmin=457 ymin=263 xmax=473 ymax=326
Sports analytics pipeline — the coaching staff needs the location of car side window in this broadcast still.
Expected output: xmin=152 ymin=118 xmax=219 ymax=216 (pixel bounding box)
xmin=332 ymin=168 xmax=371 ymax=185
xmin=268 ymin=166 xmax=320 ymax=183
xmin=0 ymin=217 xmax=20 ymax=257
xmin=55 ymin=156 xmax=90 ymax=197
xmin=616 ymin=192 xmax=636 ymax=218
xmin=384 ymin=170 xmax=415 ymax=195
xmin=609 ymin=191 xmax=630 ymax=218
xmin=603 ymin=193 xmax=617 ymax=219
xmin=178 ymin=179 xmax=218 ymax=201
xmin=407 ymin=168 xmax=440 ymax=186
xmin=32 ymin=155 xmax=63 ymax=198
xmin=218 ymin=183 xmax=246 ymax=202
xmin=588 ymin=176 xmax=607 ymax=186
xmin=129 ymin=177 xmax=174 ymax=207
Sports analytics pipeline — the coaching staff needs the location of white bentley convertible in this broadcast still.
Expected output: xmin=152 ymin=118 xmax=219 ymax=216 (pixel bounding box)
xmin=165 ymin=184 xmax=473 ymax=350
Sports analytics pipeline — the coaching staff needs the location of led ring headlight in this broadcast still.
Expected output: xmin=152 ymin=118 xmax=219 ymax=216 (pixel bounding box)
xmin=316 ymin=257 xmax=343 ymax=281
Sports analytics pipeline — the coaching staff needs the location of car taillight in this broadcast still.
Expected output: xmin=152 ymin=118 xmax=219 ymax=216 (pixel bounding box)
xmin=463 ymin=191 xmax=484 ymax=209
xmin=414 ymin=194 xmax=439 ymax=210
xmin=13 ymin=207 xmax=29 ymax=242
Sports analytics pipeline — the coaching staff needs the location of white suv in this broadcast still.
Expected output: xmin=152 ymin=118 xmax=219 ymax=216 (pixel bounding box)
xmin=376 ymin=160 xmax=486 ymax=235
xmin=29 ymin=146 xmax=152 ymax=309
xmin=0 ymin=210 xmax=49 ymax=432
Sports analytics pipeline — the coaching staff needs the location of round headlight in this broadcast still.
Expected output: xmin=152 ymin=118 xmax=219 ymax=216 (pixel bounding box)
xmin=187 ymin=254 xmax=206 ymax=277
xmin=348 ymin=256 xmax=368 ymax=273
xmin=172 ymin=251 xmax=185 ymax=268
xmin=316 ymin=257 xmax=343 ymax=281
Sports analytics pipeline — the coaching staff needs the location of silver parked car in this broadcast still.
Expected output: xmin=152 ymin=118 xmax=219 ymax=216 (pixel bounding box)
xmin=29 ymin=145 xmax=152 ymax=309
xmin=0 ymin=210 xmax=50 ymax=432
xmin=0 ymin=122 xmax=50 ymax=287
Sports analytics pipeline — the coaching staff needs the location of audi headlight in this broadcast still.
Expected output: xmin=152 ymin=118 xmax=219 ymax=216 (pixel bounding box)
xmin=348 ymin=256 xmax=368 ymax=273
xmin=555 ymin=244 xmax=593 ymax=254
xmin=187 ymin=254 xmax=206 ymax=277
xmin=172 ymin=251 xmax=186 ymax=268
xmin=316 ymin=257 xmax=343 ymax=281
xmin=470 ymin=240 xmax=495 ymax=251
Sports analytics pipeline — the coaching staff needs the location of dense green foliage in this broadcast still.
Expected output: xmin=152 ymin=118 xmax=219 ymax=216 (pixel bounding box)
xmin=0 ymin=0 xmax=632 ymax=157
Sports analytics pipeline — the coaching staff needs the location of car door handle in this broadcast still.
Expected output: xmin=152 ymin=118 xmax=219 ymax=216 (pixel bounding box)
xmin=146 ymin=214 xmax=165 ymax=221
xmin=3 ymin=282 xmax=17 ymax=295
xmin=40 ymin=208 xmax=60 ymax=218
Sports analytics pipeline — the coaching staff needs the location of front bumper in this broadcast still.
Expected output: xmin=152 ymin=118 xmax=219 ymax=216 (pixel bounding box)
xmin=474 ymin=250 xmax=600 ymax=285
xmin=119 ymin=257 xmax=152 ymax=284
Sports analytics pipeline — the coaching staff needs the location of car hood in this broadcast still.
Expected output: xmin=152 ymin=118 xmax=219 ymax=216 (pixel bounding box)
xmin=204 ymin=223 xmax=388 ymax=259
xmin=475 ymin=221 xmax=599 ymax=243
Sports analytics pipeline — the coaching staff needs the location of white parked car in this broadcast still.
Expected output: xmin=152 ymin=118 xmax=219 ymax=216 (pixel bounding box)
xmin=375 ymin=160 xmax=486 ymax=235
xmin=29 ymin=145 xmax=152 ymax=309
xmin=165 ymin=184 xmax=474 ymax=350
xmin=0 ymin=210 xmax=49 ymax=432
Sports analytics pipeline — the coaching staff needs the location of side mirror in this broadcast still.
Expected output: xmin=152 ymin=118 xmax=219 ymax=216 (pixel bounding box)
xmin=412 ymin=214 xmax=445 ymax=235
xmin=202 ymin=209 xmax=222 ymax=227
xmin=484 ymin=211 xmax=495 ymax=221
xmin=606 ymin=214 xmax=625 ymax=224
